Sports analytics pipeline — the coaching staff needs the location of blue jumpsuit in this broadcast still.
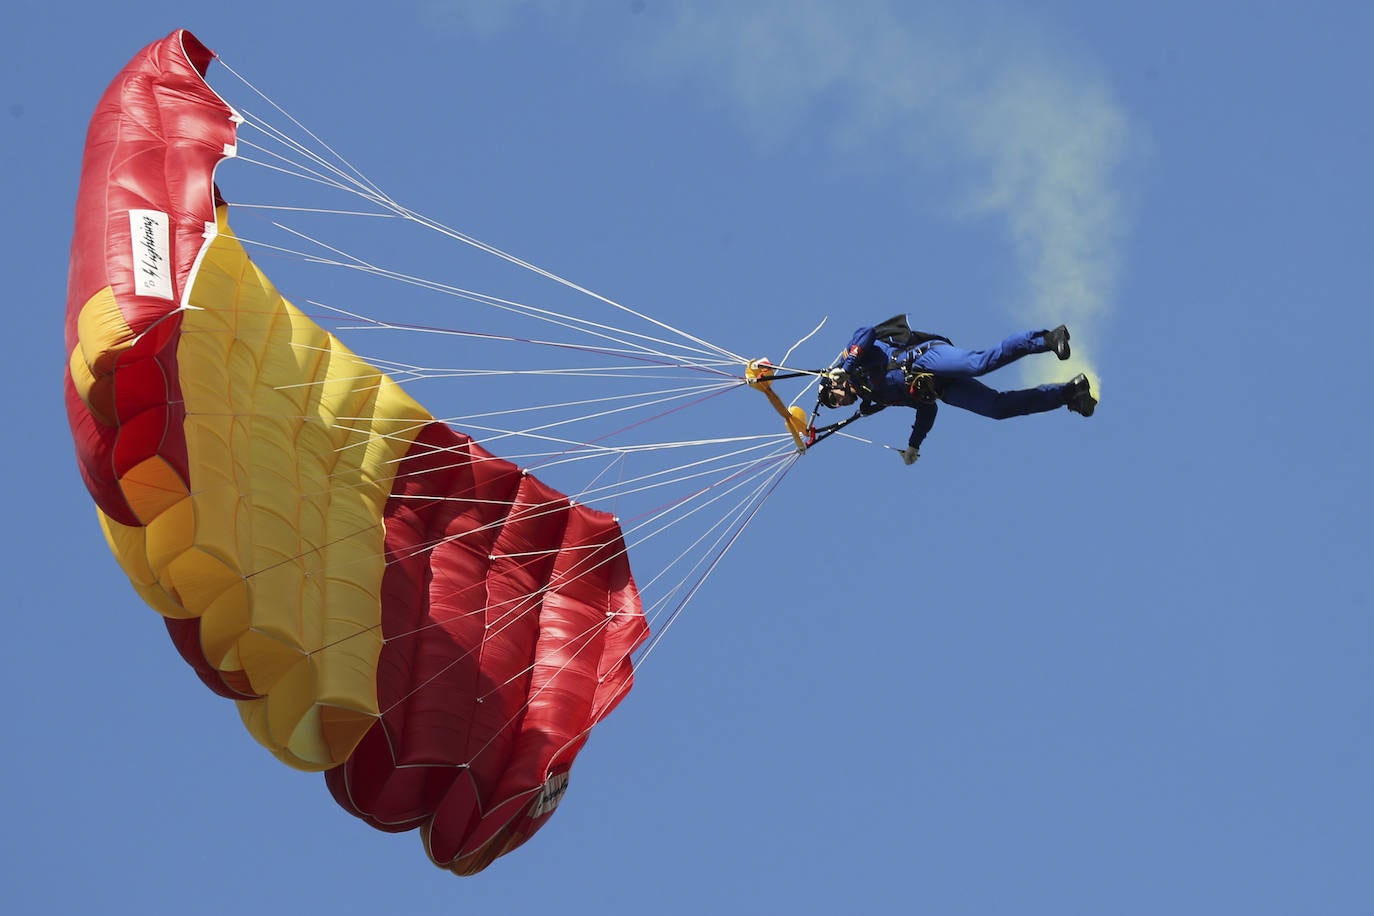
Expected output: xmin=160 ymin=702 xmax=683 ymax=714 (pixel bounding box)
xmin=839 ymin=325 xmax=1071 ymax=450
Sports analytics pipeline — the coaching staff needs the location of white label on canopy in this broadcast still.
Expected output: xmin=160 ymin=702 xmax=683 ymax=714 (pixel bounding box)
xmin=128 ymin=209 xmax=174 ymax=301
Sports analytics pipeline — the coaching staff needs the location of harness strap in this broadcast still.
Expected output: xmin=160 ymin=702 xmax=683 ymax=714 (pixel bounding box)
xmin=893 ymin=343 xmax=940 ymax=404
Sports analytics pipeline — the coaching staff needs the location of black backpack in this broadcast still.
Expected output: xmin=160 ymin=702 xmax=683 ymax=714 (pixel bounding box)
xmin=870 ymin=314 xmax=951 ymax=351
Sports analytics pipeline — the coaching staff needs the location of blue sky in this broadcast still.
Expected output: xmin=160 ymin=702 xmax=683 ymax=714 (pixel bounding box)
xmin=5 ymin=2 xmax=1372 ymax=913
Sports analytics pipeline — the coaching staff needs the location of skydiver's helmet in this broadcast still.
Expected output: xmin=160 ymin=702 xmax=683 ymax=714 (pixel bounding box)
xmin=818 ymin=370 xmax=857 ymax=409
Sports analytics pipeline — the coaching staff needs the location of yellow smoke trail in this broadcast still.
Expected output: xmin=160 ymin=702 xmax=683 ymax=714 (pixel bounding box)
xmin=631 ymin=1 xmax=1132 ymax=399
xmin=957 ymin=63 xmax=1128 ymax=399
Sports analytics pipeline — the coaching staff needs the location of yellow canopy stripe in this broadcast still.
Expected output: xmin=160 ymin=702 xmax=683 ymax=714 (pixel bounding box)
xmin=93 ymin=208 xmax=434 ymax=770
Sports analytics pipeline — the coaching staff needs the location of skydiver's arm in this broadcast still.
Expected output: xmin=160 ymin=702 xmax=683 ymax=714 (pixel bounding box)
xmin=839 ymin=326 xmax=877 ymax=374
xmin=908 ymin=402 xmax=938 ymax=450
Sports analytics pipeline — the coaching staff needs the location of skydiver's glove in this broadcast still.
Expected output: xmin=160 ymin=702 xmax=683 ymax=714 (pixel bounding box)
xmin=824 ymin=368 xmax=849 ymax=388
xmin=900 ymin=446 xmax=920 ymax=466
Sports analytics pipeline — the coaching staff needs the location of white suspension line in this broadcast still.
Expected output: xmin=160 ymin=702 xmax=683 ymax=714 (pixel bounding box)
xmin=629 ymin=460 xmax=788 ymax=602
xmin=409 ymin=384 xmax=737 ymax=454
xmin=179 ymin=387 xmax=794 ymax=548
xmin=309 ymin=299 xmax=740 ymax=372
xmin=528 ymin=433 xmax=783 ymax=472
xmin=229 ymin=202 xmax=400 ymax=219
xmin=235 ymin=368 xmax=736 ymax=467
xmin=229 ymin=152 xmax=377 ymax=204
xmin=631 ymin=453 xmax=798 ymax=666
xmin=564 ymin=440 xmax=789 ymax=506
xmin=235 ymin=123 xmax=386 ymax=206
xmin=380 ymin=442 xmax=792 ymax=565
xmin=231 ymin=115 xmax=734 ymax=369
xmin=439 ymin=380 xmax=734 ymax=425
xmin=323 ymin=422 xmax=786 ymax=566
xmin=236 ymin=113 xmax=386 ymax=200
xmin=233 ymin=136 xmax=382 ymax=204
xmin=265 ymin=335 xmax=733 ymax=397
xmin=371 ymin=193 xmax=743 ymax=364
xmin=617 ymin=447 xmax=795 ymax=562
xmin=280 ymin=228 xmax=733 ymax=368
xmin=217 ymin=57 xmax=392 ymax=203
xmin=566 ymin=452 xmax=787 ymax=513
xmin=235 ymin=224 xmax=733 ymax=370
xmin=376 ymin=432 xmax=783 ymax=478
xmin=363 ymin=431 xmax=794 ymax=577
xmin=207 ymin=56 xmax=807 ymax=685
xmin=215 ymin=65 xmax=745 ymax=367
xmin=401 ymin=455 xmax=796 ymax=714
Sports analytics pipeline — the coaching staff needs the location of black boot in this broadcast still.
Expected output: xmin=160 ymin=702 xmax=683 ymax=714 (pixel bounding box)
xmin=1065 ymin=373 xmax=1096 ymax=417
xmin=1043 ymin=325 xmax=1071 ymax=361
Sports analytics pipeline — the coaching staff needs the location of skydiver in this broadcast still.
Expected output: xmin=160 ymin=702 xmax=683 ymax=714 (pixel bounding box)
xmin=818 ymin=315 xmax=1096 ymax=465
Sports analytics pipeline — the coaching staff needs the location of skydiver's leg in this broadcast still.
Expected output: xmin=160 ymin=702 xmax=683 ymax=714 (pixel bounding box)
xmin=939 ymin=377 xmax=1069 ymax=419
xmin=911 ymin=330 xmax=1054 ymax=378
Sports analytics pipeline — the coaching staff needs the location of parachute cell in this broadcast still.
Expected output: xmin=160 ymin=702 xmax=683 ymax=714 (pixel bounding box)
xmin=65 ymin=29 xmax=647 ymax=875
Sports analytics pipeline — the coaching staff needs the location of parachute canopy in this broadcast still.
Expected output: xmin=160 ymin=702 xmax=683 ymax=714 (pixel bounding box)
xmin=65 ymin=29 xmax=648 ymax=875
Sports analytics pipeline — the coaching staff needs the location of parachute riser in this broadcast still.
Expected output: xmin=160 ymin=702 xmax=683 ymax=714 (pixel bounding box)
xmin=744 ymin=359 xmax=812 ymax=453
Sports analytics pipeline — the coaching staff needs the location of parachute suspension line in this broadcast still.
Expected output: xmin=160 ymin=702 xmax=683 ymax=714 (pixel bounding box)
xmin=375 ymin=381 xmax=741 ymax=465
xmin=266 ymin=333 xmax=735 ymax=415
xmin=208 ymin=60 xmax=801 ymax=690
xmin=215 ymin=66 xmax=743 ymax=367
xmin=230 ymin=219 xmax=733 ymax=373
xmin=232 ymin=142 xmax=386 ymax=207
xmin=316 ymin=426 xmax=798 ymax=624
xmin=548 ymin=449 xmax=798 ymax=756
xmin=181 ymin=332 xmax=794 ymax=581
xmin=225 ymin=411 xmax=797 ymax=588
xmin=516 ymin=383 xmax=740 ymax=474
xmin=230 ymin=104 xmax=390 ymax=203
xmin=380 ymin=438 xmax=795 ymax=568
xmin=238 ymin=334 xmax=740 ymax=456
xmin=382 ymin=435 xmax=788 ymax=498
xmin=549 ymin=448 xmax=625 ymax=531
xmin=561 ymin=438 xmax=788 ymax=501
xmin=228 ymin=203 xmax=399 ymax=220
xmin=222 ymin=413 xmax=799 ymax=779
xmin=376 ymin=452 xmax=773 ymax=569
xmin=245 ymin=98 xmax=738 ymax=365
xmin=618 ymin=448 xmax=795 ymax=579
xmin=228 ymin=97 xmax=728 ymax=365
xmin=231 ymin=383 xmax=750 ymax=520
xmin=389 ymin=201 xmax=746 ymax=365
xmin=182 ymin=384 xmax=787 ymax=538
xmin=216 ymin=58 xmax=754 ymax=412
xmin=286 ymin=379 xmax=738 ymax=453
xmin=237 ymin=220 xmax=734 ymax=370
xmin=216 ymin=56 xmax=392 ymax=205
xmin=371 ymin=445 xmax=798 ymax=769
xmin=439 ymin=380 xmax=735 ymax=425
xmin=631 ymin=449 xmax=800 ymax=668
xmin=570 ymin=446 xmax=791 ymax=516
xmin=308 ymin=354 xmax=735 ymax=386
xmin=621 ymin=459 xmax=792 ymax=601
xmin=364 ymin=447 xmax=792 ymax=750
